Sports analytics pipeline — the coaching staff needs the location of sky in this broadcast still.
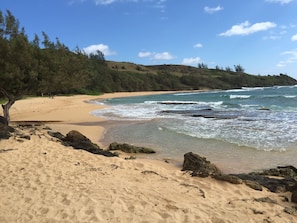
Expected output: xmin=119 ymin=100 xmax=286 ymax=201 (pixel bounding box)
xmin=2 ymin=0 xmax=297 ymax=78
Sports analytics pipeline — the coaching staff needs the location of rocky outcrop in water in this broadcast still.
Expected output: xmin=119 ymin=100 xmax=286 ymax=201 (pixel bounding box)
xmin=108 ymin=142 xmax=156 ymax=154
xmin=161 ymin=108 xmax=240 ymax=119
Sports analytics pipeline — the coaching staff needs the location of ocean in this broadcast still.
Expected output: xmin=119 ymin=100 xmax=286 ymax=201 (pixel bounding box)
xmin=91 ymin=85 xmax=297 ymax=173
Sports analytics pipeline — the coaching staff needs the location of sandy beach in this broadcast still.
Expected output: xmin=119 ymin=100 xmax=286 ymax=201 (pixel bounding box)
xmin=1 ymin=92 xmax=297 ymax=222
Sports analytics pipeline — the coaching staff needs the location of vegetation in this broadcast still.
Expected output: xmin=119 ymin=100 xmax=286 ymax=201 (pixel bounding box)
xmin=1 ymin=10 xmax=297 ymax=124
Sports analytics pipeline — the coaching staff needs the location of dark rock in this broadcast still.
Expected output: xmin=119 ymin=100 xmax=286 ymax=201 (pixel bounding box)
xmin=254 ymin=197 xmax=277 ymax=204
xmin=182 ymin=152 xmax=221 ymax=177
xmin=18 ymin=134 xmax=31 ymax=140
xmin=252 ymin=166 xmax=297 ymax=178
xmin=108 ymin=142 xmax=156 ymax=154
xmin=236 ymin=165 xmax=297 ymax=193
xmin=181 ymin=152 xmax=297 ymax=195
xmin=292 ymin=191 xmax=297 ymax=204
xmin=214 ymin=174 xmax=242 ymax=184
xmin=47 ymin=131 xmax=65 ymax=141
xmin=284 ymin=206 xmax=297 ymax=215
xmin=244 ymin=180 xmax=263 ymax=191
xmin=62 ymin=130 xmax=117 ymax=157
xmin=0 ymin=123 xmax=15 ymax=139
xmin=233 ymin=173 xmax=293 ymax=193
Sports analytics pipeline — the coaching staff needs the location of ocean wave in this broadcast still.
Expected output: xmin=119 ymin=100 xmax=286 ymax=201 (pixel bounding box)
xmin=241 ymin=87 xmax=265 ymax=91
xmin=173 ymin=92 xmax=200 ymax=96
xmin=284 ymin=95 xmax=297 ymax=98
xmin=229 ymin=95 xmax=251 ymax=99
xmin=166 ymin=116 xmax=297 ymax=152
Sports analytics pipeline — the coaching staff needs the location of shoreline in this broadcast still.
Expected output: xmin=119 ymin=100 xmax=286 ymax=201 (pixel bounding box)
xmin=9 ymin=91 xmax=180 ymax=147
xmin=1 ymin=91 xmax=297 ymax=222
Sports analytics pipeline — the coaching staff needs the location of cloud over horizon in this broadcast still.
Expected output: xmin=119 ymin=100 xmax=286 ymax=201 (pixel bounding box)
xmin=138 ymin=51 xmax=174 ymax=61
xmin=219 ymin=21 xmax=277 ymax=36
xmin=277 ymin=48 xmax=297 ymax=67
xmin=182 ymin=57 xmax=202 ymax=66
xmin=83 ymin=44 xmax=116 ymax=56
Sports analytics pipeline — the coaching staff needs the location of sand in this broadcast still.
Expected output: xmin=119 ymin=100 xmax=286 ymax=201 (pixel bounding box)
xmin=0 ymin=92 xmax=296 ymax=222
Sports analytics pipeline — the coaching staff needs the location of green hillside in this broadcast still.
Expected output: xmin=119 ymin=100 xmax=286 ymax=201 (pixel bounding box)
xmin=106 ymin=61 xmax=297 ymax=90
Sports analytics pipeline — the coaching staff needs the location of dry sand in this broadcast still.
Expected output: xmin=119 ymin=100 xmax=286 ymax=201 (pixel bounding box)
xmin=1 ymin=92 xmax=296 ymax=222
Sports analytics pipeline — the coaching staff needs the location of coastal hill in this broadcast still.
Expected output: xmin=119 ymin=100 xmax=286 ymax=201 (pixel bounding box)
xmin=106 ymin=61 xmax=297 ymax=90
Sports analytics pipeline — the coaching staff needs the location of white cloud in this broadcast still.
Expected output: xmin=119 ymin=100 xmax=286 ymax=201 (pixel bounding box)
xmin=95 ymin=0 xmax=116 ymax=5
xmin=138 ymin=51 xmax=153 ymax=58
xmin=154 ymin=0 xmax=167 ymax=9
xmin=194 ymin=43 xmax=203 ymax=48
xmin=83 ymin=44 xmax=116 ymax=56
xmin=204 ymin=5 xmax=223 ymax=14
xmin=277 ymin=48 xmax=297 ymax=67
xmin=219 ymin=21 xmax=277 ymax=36
xmin=138 ymin=51 xmax=174 ymax=61
xmin=265 ymin=0 xmax=294 ymax=5
xmin=182 ymin=57 xmax=202 ymax=66
xmin=291 ymin=34 xmax=297 ymax=41
xmin=93 ymin=0 xmax=166 ymax=6
xmin=263 ymin=30 xmax=287 ymax=40
xmin=153 ymin=52 xmax=174 ymax=60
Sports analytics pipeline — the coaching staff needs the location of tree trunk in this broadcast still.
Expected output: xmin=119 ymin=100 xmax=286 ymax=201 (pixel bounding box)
xmin=2 ymin=99 xmax=15 ymax=124
xmin=0 ymin=87 xmax=17 ymax=125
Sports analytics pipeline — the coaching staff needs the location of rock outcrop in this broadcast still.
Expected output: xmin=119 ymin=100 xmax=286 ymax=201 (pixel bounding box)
xmin=182 ymin=152 xmax=297 ymax=201
xmin=182 ymin=152 xmax=221 ymax=177
xmin=49 ymin=130 xmax=117 ymax=157
xmin=108 ymin=142 xmax=156 ymax=154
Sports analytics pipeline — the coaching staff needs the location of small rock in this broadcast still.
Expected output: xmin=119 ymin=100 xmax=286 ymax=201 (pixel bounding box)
xmin=47 ymin=131 xmax=65 ymax=141
xmin=214 ymin=174 xmax=243 ymax=184
xmin=109 ymin=142 xmax=156 ymax=154
xmin=182 ymin=152 xmax=221 ymax=177
xmin=244 ymin=180 xmax=263 ymax=191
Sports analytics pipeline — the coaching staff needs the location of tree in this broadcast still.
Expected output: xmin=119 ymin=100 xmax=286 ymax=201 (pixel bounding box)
xmin=225 ymin=66 xmax=232 ymax=72
xmin=234 ymin=64 xmax=245 ymax=73
xmin=198 ymin=63 xmax=208 ymax=69
xmin=89 ymin=50 xmax=105 ymax=63
xmin=0 ymin=10 xmax=38 ymax=124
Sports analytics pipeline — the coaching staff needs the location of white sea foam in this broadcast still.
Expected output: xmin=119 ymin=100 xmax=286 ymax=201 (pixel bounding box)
xmin=241 ymin=87 xmax=265 ymax=91
xmin=284 ymin=95 xmax=297 ymax=98
xmin=92 ymin=85 xmax=297 ymax=152
xmin=229 ymin=95 xmax=251 ymax=99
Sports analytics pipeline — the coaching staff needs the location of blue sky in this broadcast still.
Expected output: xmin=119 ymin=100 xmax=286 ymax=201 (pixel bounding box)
xmin=2 ymin=0 xmax=297 ymax=78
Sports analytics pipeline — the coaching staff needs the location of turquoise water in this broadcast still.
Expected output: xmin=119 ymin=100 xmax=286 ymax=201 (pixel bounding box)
xmin=91 ymin=86 xmax=297 ymax=173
